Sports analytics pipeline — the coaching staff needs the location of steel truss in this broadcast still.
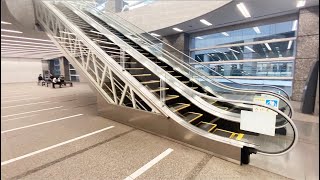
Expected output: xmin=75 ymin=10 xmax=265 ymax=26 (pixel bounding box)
xmin=34 ymin=0 xmax=161 ymax=113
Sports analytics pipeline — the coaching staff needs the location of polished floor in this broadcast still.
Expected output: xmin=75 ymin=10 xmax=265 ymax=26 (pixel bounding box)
xmin=1 ymin=83 xmax=318 ymax=179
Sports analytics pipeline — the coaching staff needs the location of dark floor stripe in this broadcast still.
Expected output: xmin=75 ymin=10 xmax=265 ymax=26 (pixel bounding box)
xmin=184 ymin=154 xmax=213 ymax=180
xmin=8 ymin=129 xmax=136 ymax=180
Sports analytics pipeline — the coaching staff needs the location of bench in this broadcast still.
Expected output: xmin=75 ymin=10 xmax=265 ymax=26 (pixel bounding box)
xmin=52 ymin=81 xmax=73 ymax=88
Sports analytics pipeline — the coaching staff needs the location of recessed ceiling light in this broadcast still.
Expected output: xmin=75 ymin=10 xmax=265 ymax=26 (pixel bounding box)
xmin=228 ymin=48 xmax=240 ymax=53
xmin=1 ymin=35 xmax=52 ymax=42
xmin=172 ymin=27 xmax=183 ymax=32
xmin=150 ymin=33 xmax=161 ymax=37
xmin=292 ymin=20 xmax=298 ymax=31
xmin=237 ymin=2 xmax=251 ymax=18
xmin=253 ymin=27 xmax=261 ymax=34
xmin=296 ymin=0 xmax=306 ymax=7
xmin=200 ymin=19 xmax=212 ymax=26
xmin=1 ymin=39 xmax=56 ymax=46
xmin=196 ymin=37 xmax=204 ymax=39
xmin=245 ymin=46 xmax=255 ymax=52
xmin=221 ymin=32 xmax=229 ymax=36
xmin=1 ymin=21 xmax=11 ymax=24
xmin=287 ymin=40 xmax=293 ymax=49
xmin=1 ymin=29 xmax=22 ymax=33
xmin=264 ymin=43 xmax=272 ymax=51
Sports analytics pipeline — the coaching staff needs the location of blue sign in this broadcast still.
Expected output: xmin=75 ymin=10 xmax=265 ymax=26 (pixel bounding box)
xmin=266 ymin=99 xmax=278 ymax=108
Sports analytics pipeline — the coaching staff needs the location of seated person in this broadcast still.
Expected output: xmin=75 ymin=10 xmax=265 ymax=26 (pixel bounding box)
xmin=37 ymin=74 xmax=43 ymax=85
xmin=59 ymin=75 xmax=65 ymax=85
xmin=52 ymin=77 xmax=62 ymax=88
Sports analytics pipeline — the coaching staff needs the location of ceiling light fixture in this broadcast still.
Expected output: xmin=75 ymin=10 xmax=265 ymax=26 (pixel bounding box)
xmin=1 ymin=35 xmax=53 ymax=42
xmin=264 ymin=43 xmax=272 ymax=51
xmin=287 ymin=40 xmax=293 ymax=50
xmin=150 ymin=33 xmax=161 ymax=37
xmin=228 ymin=48 xmax=240 ymax=53
xmin=196 ymin=37 xmax=204 ymax=39
xmin=1 ymin=39 xmax=56 ymax=46
xmin=1 ymin=21 xmax=11 ymax=24
xmin=292 ymin=20 xmax=298 ymax=31
xmin=1 ymin=29 xmax=23 ymax=33
xmin=1 ymin=43 xmax=58 ymax=49
xmin=253 ymin=27 xmax=261 ymax=34
xmin=172 ymin=27 xmax=183 ymax=32
xmin=296 ymin=0 xmax=306 ymax=7
xmin=1 ymin=46 xmax=59 ymax=51
xmin=236 ymin=2 xmax=251 ymax=18
xmin=221 ymin=32 xmax=229 ymax=36
xmin=200 ymin=19 xmax=212 ymax=26
xmin=245 ymin=46 xmax=255 ymax=52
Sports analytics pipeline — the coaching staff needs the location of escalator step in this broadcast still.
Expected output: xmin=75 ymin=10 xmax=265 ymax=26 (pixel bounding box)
xmin=182 ymin=112 xmax=203 ymax=123
xmin=173 ymin=75 xmax=182 ymax=78
xmin=169 ymin=103 xmax=191 ymax=112
xmin=165 ymin=95 xmax=180 ymax=101
xmin=125 ymin=67 xmax=144 ymax=70
xmin=132 ymin=74 xmax=152 ymax=77
xmin=141 ymin=80 xmax=160 ymax=85
xmin=115 ymin=61 xmax=137 ymax=64
xmin=196 ymin=121 xmax=217 ymax=132
xmin=150 ymin=87 xmax=169 ymax=93
xmin=212 ymin=129 xmax=235 ymax=138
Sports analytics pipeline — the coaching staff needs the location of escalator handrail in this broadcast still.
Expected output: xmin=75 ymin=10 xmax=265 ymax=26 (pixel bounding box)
xmin=192 ymin=90 xmax=298 ymax=156
xmin=73 ymin=0 xmax=291 ymax=101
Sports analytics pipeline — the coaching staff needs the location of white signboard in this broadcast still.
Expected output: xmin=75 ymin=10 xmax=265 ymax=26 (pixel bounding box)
xmin=240 ymin=110 xmax=276 ymax=136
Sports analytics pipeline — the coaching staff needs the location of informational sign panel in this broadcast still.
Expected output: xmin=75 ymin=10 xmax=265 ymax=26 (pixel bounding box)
xmin=253 ymin=95 xmax=279 ymax=115
xmin=240 ymin=110 xmax=276 ymax=136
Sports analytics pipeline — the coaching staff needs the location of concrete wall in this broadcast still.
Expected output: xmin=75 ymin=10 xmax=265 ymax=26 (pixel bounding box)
xmin=162 ymin=33 xmax=190 ymax=63
xmin=292 ymin=6 xmax=319 ymax=101
xmin=1 ymin=57 xmax=43 ymax=83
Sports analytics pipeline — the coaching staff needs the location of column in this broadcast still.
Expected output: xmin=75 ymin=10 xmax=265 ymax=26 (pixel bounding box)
xmin=292 ymin=6 xmax=319 ymax=101
xmin=162 ymin=33 xmax=190 ymax=64
xmin=315 ymin=72 xmax=319 ymax=115
xmin=105 ymin=0 xmax=122 ymax=13
xmin=59 ymin=57 xmax=65 ymax=76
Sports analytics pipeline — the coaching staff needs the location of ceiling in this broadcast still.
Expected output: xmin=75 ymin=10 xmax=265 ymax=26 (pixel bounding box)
xmin=1 ymin=0 xmax=62 ymax=60
xmin=150 ymin=0 xmax=319 ymax=37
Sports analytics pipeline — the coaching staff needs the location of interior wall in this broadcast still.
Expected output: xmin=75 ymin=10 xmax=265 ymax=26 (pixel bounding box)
xmin=1 ymin=57 xmax=43 ymax=83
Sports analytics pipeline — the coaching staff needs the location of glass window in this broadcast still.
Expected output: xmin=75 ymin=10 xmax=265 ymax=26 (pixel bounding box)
xmin=189 ymin=19 xmax=298 ymax=95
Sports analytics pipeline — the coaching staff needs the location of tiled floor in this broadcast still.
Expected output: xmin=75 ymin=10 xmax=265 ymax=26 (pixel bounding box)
xmin=1 ymin=83 xmax=317 ymax=179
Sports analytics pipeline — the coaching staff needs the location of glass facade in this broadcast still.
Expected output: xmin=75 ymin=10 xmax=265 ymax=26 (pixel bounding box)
xmin=189 ymin=20 xmax=298 ymax=95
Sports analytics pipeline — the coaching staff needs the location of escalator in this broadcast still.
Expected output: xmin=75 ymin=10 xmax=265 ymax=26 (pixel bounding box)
xmin=70 ymin=5 xmax=294 ymax=127
xmin=34 ymin=0 xmax=298 ymax=164
xmin=72 ymin=3 xmax=294 ymax=122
